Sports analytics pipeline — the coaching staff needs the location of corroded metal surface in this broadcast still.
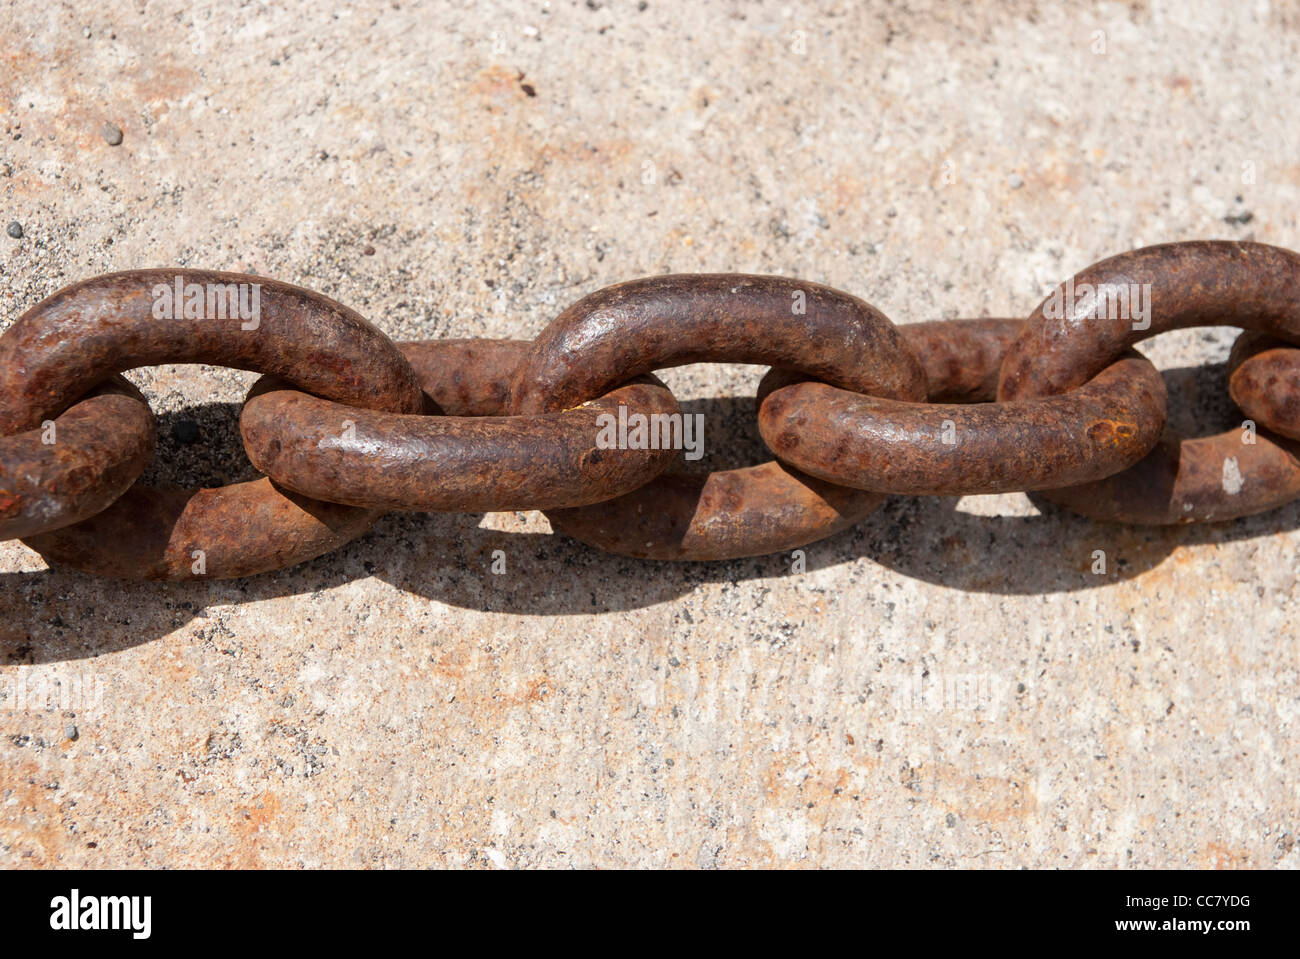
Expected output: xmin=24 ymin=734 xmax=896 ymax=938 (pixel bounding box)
xmin=512 ymin=273 xmax=927 ymax=412
xmin=998 ymin=241 xmax=1300 ymax=400
xmin=1 ymin=270 xmax=421 ymax=578
xmin=240 ymin=340 xmax=682 ymax=512
xmin=900 ymin=317 xmax=1024 ymax=402
xmin=0 ymin=375 xmax=155 ymax=539
xmin=998 ymin=241 xmax=1300 ymax=524
xmin=1227 ymin=330 xmax=1300 ymax=440
xmin=22 ymin=480 xmax=382 ymax=580
xmin=0 ymin=269 xmax=423 ymax=431
xmin=513 ymin=274 xmax=922 ymax=560
xmin=757 ymin=319 xmax=1167 ymax=495
xmin=544 ymin=462 xmax=883 ymax=561
xmin=1035 ymin=431 xmax=1300 ymax=525
xmin=8 ymin=248 xmax=1300 ymax=570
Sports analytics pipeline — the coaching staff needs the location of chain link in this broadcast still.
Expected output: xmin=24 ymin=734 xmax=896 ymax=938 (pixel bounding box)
xmin=242 ymin=339 xmax=682 ymax=512
xmin=3 ymin=241 xmax=1299 ymax=579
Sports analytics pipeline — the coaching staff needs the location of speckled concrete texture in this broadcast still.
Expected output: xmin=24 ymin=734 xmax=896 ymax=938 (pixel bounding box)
xmin=1 ymin=0 xmax=1297 ymax=868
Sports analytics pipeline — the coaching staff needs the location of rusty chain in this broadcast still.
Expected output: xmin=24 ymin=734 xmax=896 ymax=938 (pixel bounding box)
xmin=3 ymin=239 xmax=1300 ymax=580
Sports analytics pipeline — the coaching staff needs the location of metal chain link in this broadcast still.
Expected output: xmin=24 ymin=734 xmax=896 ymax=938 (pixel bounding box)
xmin=4 ymin=240 xmax=1299 ymax=580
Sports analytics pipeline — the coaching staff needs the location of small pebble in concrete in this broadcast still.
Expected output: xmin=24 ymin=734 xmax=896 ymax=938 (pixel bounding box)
xmin=172 ymin=419 xmax=201 ymax=445
xmin=65 ymin=724 xmax=79 ymax=741
xmin=363 ymin=244 xmax=376 ymax=256
xmin=6 ymin=221 xmax=22 ymax=239
xmin=102 ymin=122 xmax=123 ymax=146
xmin=1008 ymin=173 xmax=1024 ymax=189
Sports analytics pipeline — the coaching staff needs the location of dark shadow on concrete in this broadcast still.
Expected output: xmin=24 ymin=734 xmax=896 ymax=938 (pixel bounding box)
xmin=4 ymin=362 xmax=1298 ymax=662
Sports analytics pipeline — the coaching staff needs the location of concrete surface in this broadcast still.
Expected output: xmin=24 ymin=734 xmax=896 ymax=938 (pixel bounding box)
xmin=1 ymin=0 xmax=1297 ymax=868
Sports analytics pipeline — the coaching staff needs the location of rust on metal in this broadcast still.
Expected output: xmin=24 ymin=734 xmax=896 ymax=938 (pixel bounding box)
xmin=408 ymin=338 xmax=532 ymax=416
xmin=545 ymin=462 xmax=883 ymax=561
xmin=1036 ymin=432 xmax=1300 ymax=525
xmin=1227 ymin=330 xmax=1300 ymax=440
xmin=512 ymin=273 xmax=927 ymax=412
xmin=9 ymin=247 xmax=1300 ymax=574
xmin=900 ymin=317 xmax=1024 ymax=402
xmin=0 ymin=375 xmax=156 ymax=539
xmin=0 ymin=269 xmax=422 ymax=432
xmin=240 ymin=339 xmax=682 ymax=512
xmin=23 ymin=480 xmax=382 ymax=580
xmin=1 ymin=270 xmax=422 ymax=579
xmin=998 ymin=241 xmax=1300 ymax=400
xmin=998 ymin=240 xmax=1300 ymax=523
xmin=758 ymin=319 xmax=1168 ymax=496
xmin=512 ymin=274 xmax=922 ymax=560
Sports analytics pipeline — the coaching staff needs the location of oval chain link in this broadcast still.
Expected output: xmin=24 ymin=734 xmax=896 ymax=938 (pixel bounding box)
xmin=4 ymin=244 xmax=1300 ymax=575
xmin=4 ymin=270 xmax=422 ymax=579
